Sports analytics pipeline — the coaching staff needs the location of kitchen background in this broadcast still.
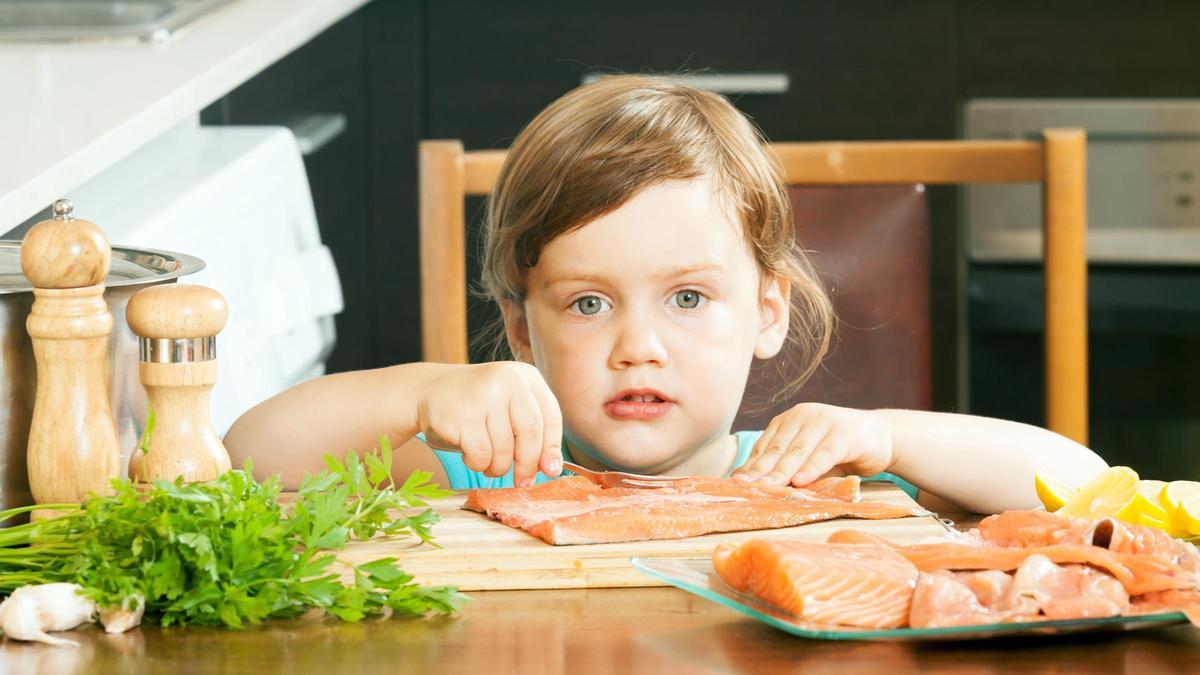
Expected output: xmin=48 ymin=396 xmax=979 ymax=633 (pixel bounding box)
xmin=9 ymin=0 xmax=1200 ymax=481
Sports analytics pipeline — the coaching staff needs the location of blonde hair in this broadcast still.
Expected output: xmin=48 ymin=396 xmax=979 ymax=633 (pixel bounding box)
xmin=480 ymin=74 xmax=833 ymax=395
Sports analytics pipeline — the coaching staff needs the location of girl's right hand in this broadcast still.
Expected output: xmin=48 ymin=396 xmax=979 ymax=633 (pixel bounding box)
xmin=416 ymin=362 xmax=564 ymax=487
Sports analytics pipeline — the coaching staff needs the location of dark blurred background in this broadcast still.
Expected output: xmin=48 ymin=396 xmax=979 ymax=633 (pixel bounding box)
xmin=200 ymin=0 xmax=1200 ymax=480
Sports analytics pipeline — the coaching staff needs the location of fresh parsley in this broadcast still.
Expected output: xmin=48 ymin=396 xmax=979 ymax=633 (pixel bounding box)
xmin=0 ymin=438 xmax=467 ymax=628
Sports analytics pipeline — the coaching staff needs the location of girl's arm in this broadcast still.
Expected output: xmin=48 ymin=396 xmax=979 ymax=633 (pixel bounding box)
xmin=224 ymin=361 xmax=564 ymax=490
xmin=877 ymin=409 xmax=1108 ymax=514
xmin=224 ymin=363 xmax=449 ymax=488
xmin=733 ymin=403 xmax=1108 ymax=514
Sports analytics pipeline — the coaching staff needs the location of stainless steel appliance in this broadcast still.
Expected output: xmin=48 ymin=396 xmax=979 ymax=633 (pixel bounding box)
xmin=965 ymin=99 xmax=1200 ymax=264
xmin=0 ymin=0 xmax=233 ymax=43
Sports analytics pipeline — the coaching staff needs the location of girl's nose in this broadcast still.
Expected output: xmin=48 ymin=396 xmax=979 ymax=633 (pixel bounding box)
xmin=609 ymin=308 xmax=669 ymax=369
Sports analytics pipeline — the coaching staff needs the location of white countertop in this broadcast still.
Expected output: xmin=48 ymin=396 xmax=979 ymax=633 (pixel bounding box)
xmin=0 ymin=0 xmax=371 ymax=230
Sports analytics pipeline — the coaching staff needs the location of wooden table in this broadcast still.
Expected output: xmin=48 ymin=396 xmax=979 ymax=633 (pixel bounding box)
xmin=3 ymin=510 xmax=1196 ymax=673
xmin=0 ymin=585 xmax=1196 ymax=674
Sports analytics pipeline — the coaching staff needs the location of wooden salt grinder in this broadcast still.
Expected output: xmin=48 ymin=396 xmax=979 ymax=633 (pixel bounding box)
xmin=21 ymin=199 xmax=121 ymax=511
xmin=126 ymin=284 xmax=232 ymax=482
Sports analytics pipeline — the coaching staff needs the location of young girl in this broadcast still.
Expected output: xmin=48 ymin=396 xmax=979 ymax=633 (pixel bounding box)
xmin=224 ymin=75 xmax=1106 ymax=514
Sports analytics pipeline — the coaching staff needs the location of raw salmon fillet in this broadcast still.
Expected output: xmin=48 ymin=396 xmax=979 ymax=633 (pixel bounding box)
xmin=711 ymin=509 xmax=1200 ymax=630
xmin=712 ymin=539 xmax=919 ymax=628
xmin=908 ymin=557 xmax=1129 ymax=628
xmin=1132 ymin=589 xmax=1200 ymax=626
xmin=827 ymin=529 xmax=1197 ymax=596
xmin=909 ymin=572 xmax=1010 ymax=628
xmin=978 ymin=510 xmax=1200 ymax=572
xmin=463 ymin=475 xmax=921 ymax=545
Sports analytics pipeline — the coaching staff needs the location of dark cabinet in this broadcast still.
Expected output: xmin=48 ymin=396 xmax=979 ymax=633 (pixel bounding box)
xmin=426 ymin=0 xmax=958 ymax=143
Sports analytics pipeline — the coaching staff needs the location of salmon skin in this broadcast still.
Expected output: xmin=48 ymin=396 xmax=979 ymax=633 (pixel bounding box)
xmin=713 ymin=539 xmax=918 ymax=628
xmin=463 ymin=475 xmax=921 ymax=546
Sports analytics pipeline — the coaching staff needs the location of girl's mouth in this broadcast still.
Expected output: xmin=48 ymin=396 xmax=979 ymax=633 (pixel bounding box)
xmin=606 ymin=389 xmax=673 ymax=420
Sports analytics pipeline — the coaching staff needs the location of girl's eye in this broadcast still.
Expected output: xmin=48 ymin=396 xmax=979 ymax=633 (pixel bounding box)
xmin=571 ymin=295 xmax=611 ymax=315
xmin=671 ymin=290 xmax=704 ymax=309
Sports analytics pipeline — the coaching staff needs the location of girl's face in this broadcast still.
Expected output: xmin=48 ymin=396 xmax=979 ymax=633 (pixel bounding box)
xmin=505 ymin=178 xmax=791 ymax=474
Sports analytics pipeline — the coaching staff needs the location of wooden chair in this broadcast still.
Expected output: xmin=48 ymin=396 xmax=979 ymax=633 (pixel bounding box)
xmin=419 ymin=131 xmax=1089 ymax=444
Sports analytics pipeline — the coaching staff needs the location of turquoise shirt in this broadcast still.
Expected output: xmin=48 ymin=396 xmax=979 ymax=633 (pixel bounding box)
xmin=426 ymin=430 xmax=917 ymax=499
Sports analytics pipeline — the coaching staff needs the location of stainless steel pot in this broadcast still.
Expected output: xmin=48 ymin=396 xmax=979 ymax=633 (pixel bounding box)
xmin=0 ymin=241 xmax=204 ymax=510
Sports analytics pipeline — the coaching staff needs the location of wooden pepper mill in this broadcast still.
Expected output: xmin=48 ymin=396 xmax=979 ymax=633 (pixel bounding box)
xmin=125 ymin=283 xmax=232 ymax=482
xmin=21 ymin=199 xmax=121 ymax=512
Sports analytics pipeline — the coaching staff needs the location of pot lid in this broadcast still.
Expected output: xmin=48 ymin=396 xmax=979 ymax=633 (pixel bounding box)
xmin=0 ymin=241 xmax=205 ymax=295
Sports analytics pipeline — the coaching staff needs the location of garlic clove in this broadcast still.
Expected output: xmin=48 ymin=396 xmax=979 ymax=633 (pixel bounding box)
xmin=99 ymin=594 xmax=145 ymax=634
xmin=0 ymin=583 xmax=96 ymax=647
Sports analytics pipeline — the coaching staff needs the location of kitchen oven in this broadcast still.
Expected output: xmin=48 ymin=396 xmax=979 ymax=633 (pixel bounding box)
xmin=965 ymin=100 xmax=1200 ymax=480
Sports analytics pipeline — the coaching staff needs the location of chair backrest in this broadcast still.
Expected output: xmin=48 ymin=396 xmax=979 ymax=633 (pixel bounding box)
xmin=419 ymin=131 xmax=1088 ymax=444
xmin=733 ymin=184 xmax=931 ymax=432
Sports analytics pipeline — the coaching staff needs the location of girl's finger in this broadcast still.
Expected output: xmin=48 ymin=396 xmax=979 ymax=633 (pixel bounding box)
xmin=528 ymin=377 xmax=564 ymax=477
xmin=457 ymin=423 xmax=493 ymax=474
xmin=739 ymin=418 xmax=825 ymax=482
xmin=762 ymin=426 xmax=830 ymax=485
xmin=508 ymin=388 xmax=544 ymax=487
xmin=733 ymin=417 xmax=795 ymax=480
xmin=484 ymin=409 xmax=516 ymax=478
xmin=733 ymin=444 xmax=788 ymax=481
xmin=790 ymin=440 xmax=846 ymax=487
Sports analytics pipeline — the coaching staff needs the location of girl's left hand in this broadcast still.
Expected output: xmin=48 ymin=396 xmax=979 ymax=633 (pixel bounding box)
xmin=731 ymin=403 xmax=895 ymax=487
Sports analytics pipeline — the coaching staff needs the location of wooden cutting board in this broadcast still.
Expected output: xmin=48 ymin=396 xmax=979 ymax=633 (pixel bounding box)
xmin=340 ymin=481 xmax=952 ymax=591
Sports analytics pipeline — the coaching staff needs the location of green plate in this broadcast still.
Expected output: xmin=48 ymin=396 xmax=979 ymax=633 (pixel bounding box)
xmin=630 ymin=557 xmax=1189 ymax=641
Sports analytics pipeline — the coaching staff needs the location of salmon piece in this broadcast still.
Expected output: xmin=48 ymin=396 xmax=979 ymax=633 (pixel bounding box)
xmin=712 ymin=539 xmax=918 ymax=628
xmin=827 ymin=530 xmax=1197 ymax=596
xmin=807 ymin=475 xmax=862 ymax=502
xmin=464 ymin=475 xmax=860 ymax=516
xmin=910 ymin=557 xmax=1129 ymax=627
xmin=956 ymin=569 xmax=1014 ymax=609
xmin=1005 ymin=554 xmax=1129 ymax=620
xmin=464 ymin=475 xmax=912 ymax=545
xmin=979 ymin=511 xmax=1200 ymax=572
xmin=530 ymin=497 xmax=917 ymax=546
xmin=977 ymin=510 xmax=1078 ymax=547
xmin=909 ymin=572 xmax=1008 ymax=628
xmin=1131 ymin=589 xmax=1200 ymax=626
xmin=1084 ymin=519 xmax=1200 ymax=573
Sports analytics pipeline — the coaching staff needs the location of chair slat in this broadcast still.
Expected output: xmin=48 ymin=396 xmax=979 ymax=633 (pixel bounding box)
xmin=772 ymin=140 xmax=1045 ymax=184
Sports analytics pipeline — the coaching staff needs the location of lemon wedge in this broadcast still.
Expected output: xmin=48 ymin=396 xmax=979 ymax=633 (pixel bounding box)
xmin=1056 ymin=466 xmax=1139 ymax=520
xmin=1136 ymin=510 xmax=1189 ymax=537
xmin=1135 ymin=479 xmax=1170 ymax=521
xmin=1034 ymin=471 xmax=1076 ymax=512
xmin=1180 ymin=495 xmax=1200 ymax=536
xmin=1161 ymin=481 xmax=1200 ymax=530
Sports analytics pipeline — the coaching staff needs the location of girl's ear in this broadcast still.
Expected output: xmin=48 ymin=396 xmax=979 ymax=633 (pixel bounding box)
xmin=500 ymin=300 xmax=534 ymax=363
xmin=754 ymin=274 xmax=791 ymax=359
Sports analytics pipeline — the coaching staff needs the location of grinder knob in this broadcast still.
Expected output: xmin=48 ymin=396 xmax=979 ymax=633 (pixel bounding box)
xmin=126 ymin=284 xmax=228 ymax=339
xmin=21 ymin=199 xmax=111 ymax=288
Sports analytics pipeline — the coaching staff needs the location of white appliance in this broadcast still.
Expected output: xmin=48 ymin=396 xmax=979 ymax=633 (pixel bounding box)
xmin=64 ymin=125 xmax=344 ymax=434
